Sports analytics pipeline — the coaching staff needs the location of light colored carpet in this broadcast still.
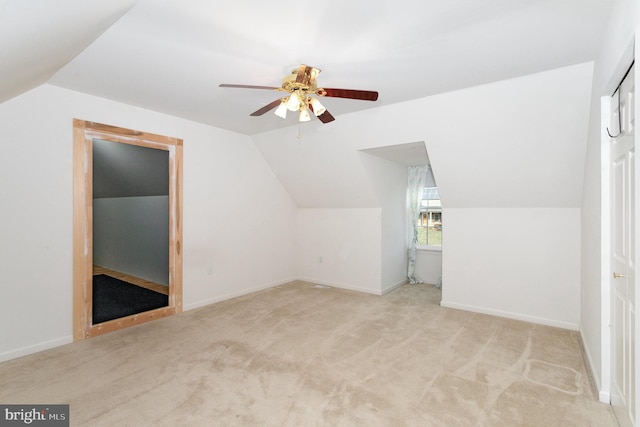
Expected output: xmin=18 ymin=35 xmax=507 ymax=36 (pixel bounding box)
xmin=0 ymin=282 xmax=616 ymax=426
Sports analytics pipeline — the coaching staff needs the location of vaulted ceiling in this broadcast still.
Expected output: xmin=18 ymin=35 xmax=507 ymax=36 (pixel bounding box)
xmin=1 ymin=0 xmax=614 ymax=136
xmin=0 ymin=0 xmax=137 ymax=104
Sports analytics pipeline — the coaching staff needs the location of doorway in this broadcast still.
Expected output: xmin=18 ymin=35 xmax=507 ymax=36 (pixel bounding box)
xmin=609 ymin=63 xmax=636 ymax=427
xmin=73 ymin=120 xmax=183 ymax=339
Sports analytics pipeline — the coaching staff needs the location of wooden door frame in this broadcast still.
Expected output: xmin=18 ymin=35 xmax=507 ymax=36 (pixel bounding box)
xmin=73 ymin=119 xmax=183 ymax=340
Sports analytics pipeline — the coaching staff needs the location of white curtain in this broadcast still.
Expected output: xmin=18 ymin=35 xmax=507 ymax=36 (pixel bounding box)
xmin=407 ymin=165 xmax=428 ymax=283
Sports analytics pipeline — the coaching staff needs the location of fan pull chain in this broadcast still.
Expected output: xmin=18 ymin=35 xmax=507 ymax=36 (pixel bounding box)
xmin=297 ymin=124 xmax=302 ymax=139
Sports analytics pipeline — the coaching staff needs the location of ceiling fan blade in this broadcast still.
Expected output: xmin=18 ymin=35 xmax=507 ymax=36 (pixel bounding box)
xmin=322 ymin=88 xmax=378 ymax=101
xmin=309 ymin=102 xmax=335 ymax=123
xmin=250 ymin=99 xmax=282 ymax=116
xmin=219 ymin=84 xmax=279 ymax=90
xmin=317 ymin=110 xmax=335 ymax=124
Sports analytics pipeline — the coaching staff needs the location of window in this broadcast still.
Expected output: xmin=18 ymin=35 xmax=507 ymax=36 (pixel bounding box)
xmin=417 ymin=186 xmax=441 ymax=246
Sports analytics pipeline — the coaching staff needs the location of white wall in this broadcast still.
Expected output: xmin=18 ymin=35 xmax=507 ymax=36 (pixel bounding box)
xmin=296 ymin=208 xmax=382 ymax=294
xmin=359 ymin=152 xmax=408 ymax=292
xmin=93 ymin=196 xmax=169 ymax=285
xmin=252 ymin=129 xmax=379 ymax=208
xmin=0 ymin=84 xmax=297 ymax=361
xmin=442 ymin=208 xmax=581 ymax=329
xmin=580 ymin=0 xmax=639 ymax=400
xmin=415 ymin=250 xmax=442 ymax=285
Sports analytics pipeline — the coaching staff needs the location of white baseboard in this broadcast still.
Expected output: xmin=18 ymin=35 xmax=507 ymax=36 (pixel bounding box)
xmin=440 ymin=300 xmax=579 ymax=331
xmin=183 ymin=278 xmax=295 ymax=311
xmin=0 ymin=336 xmax=73 ymax=363
xmin=185 ymin=278 xmax=388 ymax=312
xmin=296 ymin=276 xmax=382 ymax=295
xmin=579 ymin=328 xmax=609 ymax=403
xmin=382 ymin=279 xmax=408 ymax=295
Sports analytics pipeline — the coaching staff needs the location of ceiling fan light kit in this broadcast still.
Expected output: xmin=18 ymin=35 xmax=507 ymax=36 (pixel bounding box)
xmin=299 ymin=106 xmax=311 ymax=122
xmin=219 ymin=64 xmax=379 ymax=125
xmin=309 ymin=97 xmax=326 ymax=116
xmin=274 ymin=101 xmax=288 ymax=118
xmin=286 ymin=91 xmax=301 ymax=111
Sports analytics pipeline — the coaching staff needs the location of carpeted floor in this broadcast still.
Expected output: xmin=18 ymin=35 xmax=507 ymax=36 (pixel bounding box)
xmin=0 ymin=282 xmax=616 ymax=426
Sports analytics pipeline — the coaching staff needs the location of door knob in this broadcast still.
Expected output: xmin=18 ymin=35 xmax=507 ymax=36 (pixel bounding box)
xmin=613 ymin=272 xmax=630 ymax=279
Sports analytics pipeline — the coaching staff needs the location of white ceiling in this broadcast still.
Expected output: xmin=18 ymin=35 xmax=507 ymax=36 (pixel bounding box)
xmin=0 ymin=0 xmax=137 ymax=103
xmin=360 ymin=142 xmax=429 ymax=166
xmin=0 ymin=0 xmax=613 ymax=136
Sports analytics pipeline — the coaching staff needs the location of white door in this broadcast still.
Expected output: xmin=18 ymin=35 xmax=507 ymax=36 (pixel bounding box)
xmin=611 ymin=63 xmax=636 ymax=427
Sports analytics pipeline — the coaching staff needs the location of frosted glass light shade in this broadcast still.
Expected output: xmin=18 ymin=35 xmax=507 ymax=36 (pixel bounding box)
xmin=274 ymin=101 xmax=287 ymax=119
xmin=309 ymin=97 xmax=326 ymax=116
xmin=286 ymin=93 xmax=301 ymax=111
xmin=299 ymin=108 xmax=311 ymax=122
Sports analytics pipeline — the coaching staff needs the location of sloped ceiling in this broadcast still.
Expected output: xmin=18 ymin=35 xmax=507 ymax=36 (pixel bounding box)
xmin=0 ymin=1 xmax=613 ymax=210
xmin=0 ymin=0 xmax=138 ymax=104
xmin=361 ymin=142 xmax=429 ymax=167
xmin=252 ymin=62 xmax=594 ymax=209
xmin=0 ymin=0 xmax=614 ymax=136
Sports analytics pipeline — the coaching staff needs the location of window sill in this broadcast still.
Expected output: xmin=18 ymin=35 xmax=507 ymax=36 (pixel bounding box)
xmin=416 ymin=246 xmax=442 ymax=252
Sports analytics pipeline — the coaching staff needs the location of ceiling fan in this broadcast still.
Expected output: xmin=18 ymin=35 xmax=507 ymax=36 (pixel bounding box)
xmin=219 ymin=64 xmax=378 ymax=124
